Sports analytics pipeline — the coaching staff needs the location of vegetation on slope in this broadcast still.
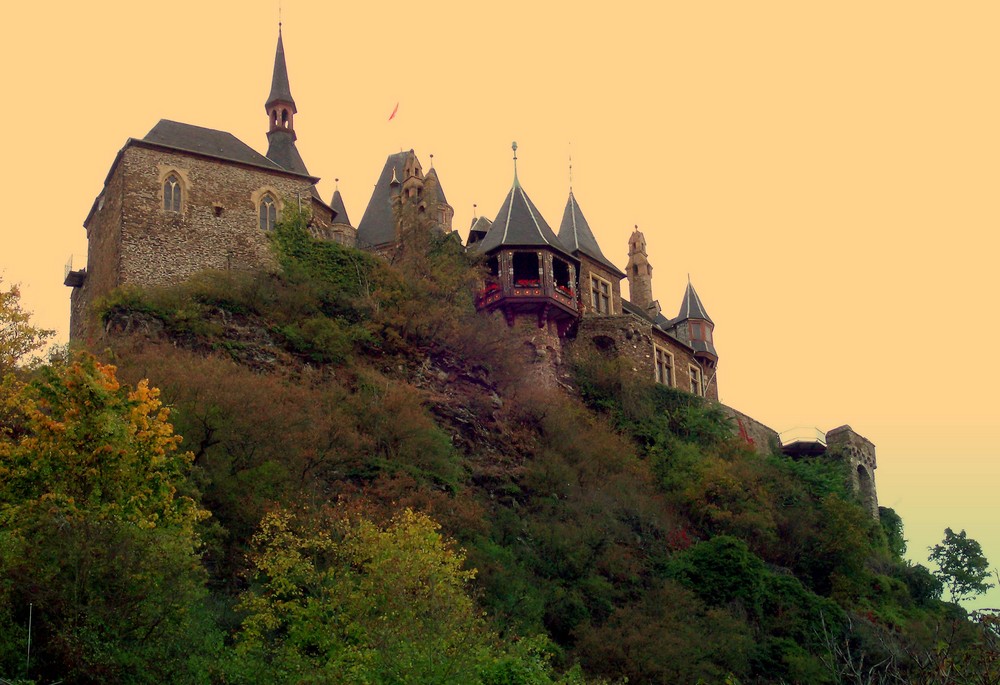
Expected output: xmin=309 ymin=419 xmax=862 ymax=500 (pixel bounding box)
xmin=1 ymin=207 xmax=997 ymax=683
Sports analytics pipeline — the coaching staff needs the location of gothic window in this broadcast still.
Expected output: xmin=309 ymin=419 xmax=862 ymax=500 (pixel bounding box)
xmin=259 ymin=194 xmax=277 ymax=231
xmin=689 ymin=365 xmax=704 ymax=396
xmin=654 ymin=346 xmax=673 ymax=386
xmin=590 ymin=275 xmax=611 ymax=314
xmin=163 ymin=174 xmax=181 ymax=212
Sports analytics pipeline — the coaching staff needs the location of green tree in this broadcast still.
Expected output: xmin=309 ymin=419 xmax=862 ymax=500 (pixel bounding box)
xmin=929 ymin=527 xmax=994 ymax=602
xmin=0 ymin=277 xmax=53 ymax=375
xmin=0 ymin=355 xmax=217 ymax=683
xmin=232 ymin=507 xmax=505 ymax=683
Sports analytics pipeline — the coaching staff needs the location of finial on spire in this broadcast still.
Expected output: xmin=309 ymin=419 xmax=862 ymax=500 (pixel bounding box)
xmin=335 ymin=178 xmax=339 ymax=190
xmin=688 ymin=273 xmax=691 ymax=284
xmin=278 ymin=0 xmax=282 ymax=28
xmin=473 ymin=202 xmax=477 ymax=216
xmin=512 ymin=141 xmax=519 ymax=185
xmin=430 ymin=153 xmax=434 ymax=169
xmin=569 ymin=149 xmax=573 ymax=191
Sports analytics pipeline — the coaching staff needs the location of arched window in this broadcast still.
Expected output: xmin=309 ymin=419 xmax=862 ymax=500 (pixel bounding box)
xmin=259 ymin=194 xmax=277 ymax=231
xmin=163 ymin=174 xmax=181 ymax=212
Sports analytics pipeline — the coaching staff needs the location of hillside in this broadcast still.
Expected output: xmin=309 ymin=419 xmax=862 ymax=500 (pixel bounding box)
xmin=2 ymin=210 xmax=997 ymax=684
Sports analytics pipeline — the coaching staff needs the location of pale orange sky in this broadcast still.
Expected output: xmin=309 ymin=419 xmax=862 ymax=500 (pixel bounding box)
xmin=4 ymin=1 xmax=998 ymax=608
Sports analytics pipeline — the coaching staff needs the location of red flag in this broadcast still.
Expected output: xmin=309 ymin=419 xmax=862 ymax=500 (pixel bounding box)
xmin=388 ymin=102 xmax=399 ymax=121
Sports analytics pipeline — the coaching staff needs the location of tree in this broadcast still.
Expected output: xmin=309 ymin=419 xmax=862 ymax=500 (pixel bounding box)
xmin=0 ymin=354 xmax=217 ymax=683
xmin=231 ymin=506 xmax=581 ymax=684
xmin=0 ymin=277 xmax=53 ymax=375
xmin=929 ymin=528 xmax=994 ymax=602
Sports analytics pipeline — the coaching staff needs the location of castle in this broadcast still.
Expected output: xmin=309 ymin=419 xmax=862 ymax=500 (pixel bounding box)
xmin=64 ymin=27 xmax=879 ymax=517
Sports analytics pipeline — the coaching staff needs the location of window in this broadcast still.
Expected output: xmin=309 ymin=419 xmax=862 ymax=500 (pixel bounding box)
xmin=163 ymin=174 xmax=181 ymax=212
xmin=512 ymin=252 xmax=540 ymax=288
xmin=590 ymin=275 xmax=611 ymax=314
xmin=689 ymin=365 xmax=704 ymax=396
xmin=654 ymin=346 xmax=673 ymax=386
xmin=552 ymin=258 xmax=572 ymax=298
xmin=689 ymin=321 xmax=712 ymax=343
xmin=259 ymin=194 xmax=277 ymax=231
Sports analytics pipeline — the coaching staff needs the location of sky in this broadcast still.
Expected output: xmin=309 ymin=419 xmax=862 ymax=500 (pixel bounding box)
xmin=4 ymin=1 xmax=998 ymax=608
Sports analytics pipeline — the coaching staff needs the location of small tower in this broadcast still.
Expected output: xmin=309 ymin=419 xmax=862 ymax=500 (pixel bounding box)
xmin=672 ymin=280 xmax=718 ymax=368
xmin=626 ymin=228 xmax=659 ymax=316
xmin=423 ymin=162 xmax=455 ymax=233
xmin=558 ymin=190 xmax=625 ymax=316
xmin=472 ymin=144 xmax=580 ymax=337
xmin=327 ymin=180 xmax=356 ymax=247
xmin=264 ymin=26 xmax=311 ymax=176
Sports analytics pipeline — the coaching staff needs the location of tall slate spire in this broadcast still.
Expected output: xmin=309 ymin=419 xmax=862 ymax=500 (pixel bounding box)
xmin=266 ymin=26 xmax=296 ymax=112
xmin=264 ymin=25 xmax=310 ymax=177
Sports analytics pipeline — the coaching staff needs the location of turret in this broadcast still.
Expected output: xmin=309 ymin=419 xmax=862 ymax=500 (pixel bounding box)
xmin=626 ymin=227 xmax=659 ymax=316
xmin=672 ymin=280 xmax=717 ymax=364
xmin=471 ymin=143 xmax=580 ymax=337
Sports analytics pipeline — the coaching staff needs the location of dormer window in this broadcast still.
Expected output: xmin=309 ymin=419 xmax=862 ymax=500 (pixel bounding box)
xmin=163 ymin=174 xmax=181 ymax=213
xmin=259 ymin=194 xmax=277 ymax=231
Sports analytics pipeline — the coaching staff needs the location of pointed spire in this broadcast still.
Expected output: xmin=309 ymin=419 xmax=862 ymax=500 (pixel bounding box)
xmin=266 ymin=25 xmax=296 ymax=112
xmin=329 ymin=179 xmax=352 ymax=227
xmin=677 ymin=280 xmax=713 ymax=324
xmin=557 ymin=190 xmax=624 ymax=277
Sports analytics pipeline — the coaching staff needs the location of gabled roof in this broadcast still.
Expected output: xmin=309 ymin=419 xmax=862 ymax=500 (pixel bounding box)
xmin=357 ymin=151 xmax=412 ymax=248
xmin=557 ymin=190 xmax=625 ymax=277
xmin=265 ymin=130 xmax=310 ymax=176
xmin=472 ymin=178 xmax=575 ymax=260
xmin=676 ymin=281 xmax=714 ymax=324
xmin=329 ymin=188 xmax=351 ymax=226
xmin=266 ymin=28 xmax=296 ymax=111
xmin=466 ymin=216 xmax=492 ymax=247
xmin=143 ymin=119 xmax=293 ymax=173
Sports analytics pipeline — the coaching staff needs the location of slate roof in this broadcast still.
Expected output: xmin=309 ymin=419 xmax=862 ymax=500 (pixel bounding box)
xmin=329 ymin=188 xmax=351 ymax=226
xmin=424 ymin=167 xmax=448 ymax=205
xmin=266 ymin=130 xmax=310 ymax=177
xmin=472 ymin=177 xmax=575 ymax=260
xmin=266 ymin=28 xmax=296 ymax=110
xmin=142 ymin=119 xmax=287 ymax=172
xmin=356 ymin=151 xmax=410 ymax=248
xmin=557 ymin=191 xmax=625 ymax=277
xmin=676 ymin=281 xmax=714 ymax=324
xmin=466 ymin=216 xmax=492 ymax=244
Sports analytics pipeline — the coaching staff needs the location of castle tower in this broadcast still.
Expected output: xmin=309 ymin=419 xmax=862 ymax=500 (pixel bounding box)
xmin=264 ymin=26 xmax=311 ymax=177
xmin=826 ymin=426 xmax=879 ymax=518
xmin=357 ymin=150 xmax=452 ymax=250
xmin=472 ymin=144 xmax=580 ymax=338
xmin=423 ymin=163 xmax=455 ymax=233
xmin=327 ymin=181 xmax=357 ymax=246
xmin=557 ymin=190 xmax=625 ymax=316
xmin=672 ymin=280 xmax=718 ymax=370
xmin=626 ymin=228 xmax=659 ymax=316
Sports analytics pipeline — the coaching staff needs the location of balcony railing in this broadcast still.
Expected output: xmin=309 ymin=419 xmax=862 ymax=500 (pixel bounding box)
xmin=779 ymin=427 xmax=827 ymax=448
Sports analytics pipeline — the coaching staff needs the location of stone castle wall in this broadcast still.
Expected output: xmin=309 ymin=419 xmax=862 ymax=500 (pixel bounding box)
xmin=573 ymin=314 xmax=719 ymax=401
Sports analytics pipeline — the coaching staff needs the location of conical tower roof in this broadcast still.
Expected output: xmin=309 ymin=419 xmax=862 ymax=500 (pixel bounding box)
xmin=473 ymin=176 xmax=574 ymax=260
xmin=329 ymin=187 xmax=351 ymax=226
xmin=558 ymin=190 xmax=624 ymax=277
xmin=677 ymin=281 xmax=713 ymax=324
xmin=424 ymin=167 xmax=448 ymax=205
xmin=266 ymin=27 xmax=296 ymax=111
